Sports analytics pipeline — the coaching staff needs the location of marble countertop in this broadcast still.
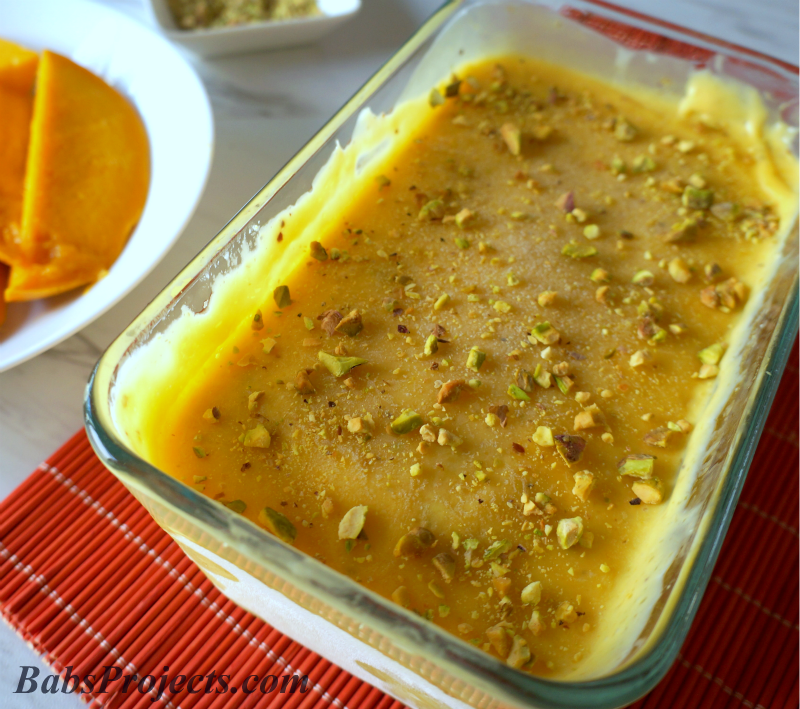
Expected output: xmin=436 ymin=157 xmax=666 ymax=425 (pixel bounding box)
xmin=0 ymin=0 xmax=796 ymax=706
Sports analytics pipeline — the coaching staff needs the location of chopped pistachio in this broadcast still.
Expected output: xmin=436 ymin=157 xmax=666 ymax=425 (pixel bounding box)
xmin=243 ymin=424 xmax=271 ymax=448
xmin=454 ymin=237 xmax=470 ymax=249
xmin=614 ymin=116 xmax=638 ymax=141
xmin=664 ymin=217 xmax=700 ymax=243
xmin=632 ymin=154 xmax=657 ymax=172
xmin=643 ymin=427 xmax=672 ymax=447
xmin=515 ymin=369 xmax=535 ymax=392
xmin=224 ymin=499 xmax=246 ymax=514
xmin=572 ymin=472 xmax=595 ymax=501
xmin=375 ymin=174 xmax=391 ymax=188
xmin=629 ymin=350 xmax=654 ymax=368
xmin=347 ymin=417 xmax=373 ymax=437
xmin=554 ymin=434 xmax=586 ymax=465
xmin=251 ymin=310 xmax=264 ymax=330
xmin=261 ymin=337 xmax=277 ymax=354
xmin=617 ymin=454 xmax=655 ymax=478
xmin=202 ymin=407 xmax=221 ymax=422
xmin=533 ymin=364 xmax=552 ymax=389
xmin=391 ymin=409 xmax=424 ymax=434
xmin=466 ymin=347 xmax=486 ymax=372
xmin=682 ymin=185 xmax=714 ymax=210
xmin=555 ymin=191 xmax=575 ymax=212
xmin=338 ymin=505 xmax=368 ymax=540
xmin=486 ymin=623 xmax=511 ymax=658
xmin=590 ymin=268 xmax=610 ymax=284
xmin=429 ymin=88 xmax=444 ymax=107
xmin=382 ymin=298 xmax=400 ymax=313
xmin=438 ymin=379 xmax=464 ymax=404
xmin=192 ymin=446 xmax=206 ymax=458
xmin=554 ymin=375 xmax=574 ymax=394
xmin=507 ymin=636 xmax=531 ymax=669
xmin=704 ymin=262 xmax=723 ymax=282
xmin=294 ymin=368 xmax=315 ymax=394
xmin=419 ymin=199 xmax=445 ymax=221
xmin=507 ymin=384 xmax=530 ymax=401
xmin=335 ymin=309 xmax=363 ymax=337
xmin=454 ymin=208 xmax=475 ymax=228
xmin=500 ymin=122 xmax=522 ymax=155
xmin=247 ymin=390 xmax=264 ymax=411
xmin=273 ymin=285 xmax=291 ymax=309
xmin=579 ymin=531 xmax=594 ymax=549
xmin=309 ymin=241 xmax=328 ymax=261
xmin=394 ymin=527 xmax=435 ymax=557
xmin=528 ymin=610 xmax=545 ymax=636
xmin=507 ymin=272 xmax=520 ymax=287
xmin=574 ymin=404 xmax=605 ymax=431
xmin=562 ymin=242 xmax=598 ymax=259
xmin=537 ymin=290 xmax=557 ymax=307
xmin=259 ymin=508 xmax=297 ymax=544
xmin=433 ymin=552 xmax=457 ymax=581
xmin=521 ymin=581 xmax=542 ymax=606
xmin=632 ymin=270 xmax=655 ymax=286
xmin=434 ymin=293 xmax=451 ymax=310
xmin=557 ymin=517 xmax=584 ymax=549
xmin=530 ymin=321 xmax=560 ymax=345
xmin=424 ymin=334 xmax=439 ymax=356
xmin=493 ymin=300 xmax=511 ymax=313
xmin=698 ymin=363 xmax=719 ymax=379
xmin=583 ymin=224 xmax=601 ymax=240
xmin=610 ymin=156 xmax=626 ymax=175
xmin=437 ymin=428 xmax=463 ymax=447
xmin=533 ymin=426 xmax=554 ymax=447
xmin=698 ymin=343 xmax=725 ymax=366
xmin=631 ymin=477 xmax=664 ymax=505
xmin=484 ymin=539 xmax=512 ymax=560
xmin=555 ymin=601 xmax=578 ymax=623
xmin=438 ymin=604 xmax=451 ymax=618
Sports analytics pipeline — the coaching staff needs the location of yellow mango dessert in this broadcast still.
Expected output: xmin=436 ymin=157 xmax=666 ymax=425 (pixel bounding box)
xmin=139 ymin=58 xmax=796 ymax=678
xmin=5 ymin=50 xmax=150 ymax=302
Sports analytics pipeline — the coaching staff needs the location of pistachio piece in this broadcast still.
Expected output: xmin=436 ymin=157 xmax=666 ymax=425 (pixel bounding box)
xmin=392 ymin=585 xmax=412 ymax=607
xmin=507 ymin=636 xmax=531 ymax=669
xmin=259 ymin=507 xmax=297 ymax=544
xmin=533 ymin=364 xmax=552 ymax=389
xmin=664 ymin=217 xmax=700 ymax=243
xmin=573 ymin=404 xmax=605 ymax=431
xmin=251 ymin=310 xmax=264 ymax=330
xmin=643 ymin=427 xmax=673 ymax=447
xmin=294 ymin=368 xmax=315 ymax=394
xmin=632 ymin=155 xmax=656 ymax=172
xmin=572 ymin=472 xmax=595 ymax=501
xmin=554 ymin=434 xmax=586 ymax=465
xmin=391 ymin=410 xmax=423 ymax=435
xmin=528 ymin=610 xmax=545 ymax=636
xmin=698 ymin=343 xmax=725 ymax=366
xmin=419 ymin=424 xmax=437 ymax=443
xmin=224 ymin=499 xmax=246 ymax=514
xmin=433 ymin=293 xmax=451 ymax=310
xmin=520 ymin=580 xmax=542 ymax=606
xmin=319 ymin=309 xmax=343 ymax=336
xmin=466 ymin=347 xmax=486 ymax=372
xmin=554 ymin=375 xmax=574 ymax=394
xmin=617 ymin=454 xmax=655 ymax=478
xmin=562 ymin=242 xmax=598 ymax=259
xmin=429 ymin=88 xmax=444 ymax=107
xmin=310 ymin=241 xmax=328 ymax=261
xmin=530 ymin=321 xmax=560 ymax=345
xmin=273 ymin=285 xmax=291 ymax=309
xmin=437 ymin=379 xmax=464 ymax=404
xmin=698 ymin=363 xmax=719 ymax=379
xmin=486 ymin=623 xmax=512 ymax=658
xmin=347 ymin=417 xmax=373 ymax=438
xmin=424 ymin=334 xmax=439 ymax=356
xmin=335 ymin=309 xmax=363 ymax=337
xmin=247 ymin=390 xmax=264 ymax=411
xmin=583 ymin=224 xmax=601 ymax=240
xmin=203 ymin=406 xmax=221 ymax=422
xmin=507 ymin=384 xmax=530 ymax=401
xmin=515 ymin=369 xmax=535 ymax=392
xmin=537 ymin=290 xmax=557 ymax=306
xmin=557 ymin=517 xmax=584 ymax=549
xmin=590 ymin=268 xmax=610 ymax=284
xmin=317 ymin=351 xmax=367 ymax=378
xmin=632 ymin=270 xmax=654 ymax=287
xmin=704 ymin=262 xmax=723 ymax=282
xmin=338 ymin=505 xmax=368 ymax=540
xmin=243 ymin=423 xmax=271 ymax=448
xmin=261 ymin=337 xmax=277 ymax=354
xmin=432 ymin=552 xmax=456 ymax=581
xmin=419 ymin=199 xmax=445 ymax=221
xmin=454 ymin=237 xmax=470 ymax=249
xmin=555 ymin=600 xmax=579 ymax=623
xmin=631 ymin=477 xmax=664 ymax=505
xmin=484 ymin=539 xmax=512 ymax=560
xmin=613 ymin=116 xmax=638 ymax=141
xmin=393 ymin=527 xmax=435 ymax=557
xmin=682 ymin=186 xmax=714 ymax=210
xmin=668 ymin=258 xmax=692 ymax=284
xmin=555 ymin=191 xmax=575 ymax=213
xmin=500 ymin=122 xmax=522 ymax=155
xmin=532 ymin=426 xmax=554 ymax=447
xmin=437 ymin=428 xmax=463 ymax=448
xmin=192 ymin=446 xmax=206 ymax=458
xmin=629 ymin=350 xmax=654 ymax=368
xmin=454 ymin=208 xmax=474 ymax=228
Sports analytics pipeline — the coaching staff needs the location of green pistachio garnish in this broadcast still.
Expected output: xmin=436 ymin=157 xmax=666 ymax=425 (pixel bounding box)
xmin=557 ymin=517 xmax=584 ymax=549
xmin=433 ymin=293 xmax=451 ymax=310
xmin=432 ymin=552 xmax=456 ymax=581
xmin=419 ymin=199 xmax=445 ymax=221
xmin=251 ymin=310 xmax=264 ymax=330
xmin=554 ymin=434 xmax=586 ymax=465
xmin=663 ymin=217 xmax=699 ymax=243
xmin=454 ymin=237 xmax=470 ymax=249
xmin=468 ymin=379 xmax=482 ymax=389
xmin=632 ymin=155 xmax=657 ymax=172
xmin=375 ymin=174 xmax=391 ymax=188
xmin=643 ymin=427 xmax=672 ymax=447
xmin=309 ymin=241 xmax=328 ymax=261
xmin=273 ymin=285 xmax=291 ymax=309
xmin=698 ymin=343 xmax=725 ymax=366
xmin=554 ymin=375 xmax=573 ymax=394
xmin=454 ymin=208 xmax=474 ymax=228
xmin=424 ymin=334 xmax=439 ymax=356
xmin=391 ymin=409 xmax=424 ymax=434
xmin=429 ymin=88 xmax=445 ymax=107
xmin=335 ymin=309 xmax=363 ymax=337
xmin=532 ymin=426 xmax=554 ymax=447
xmin=610 ymin=156 xmax=626 ymax=175
xmin=521 ymin=581 xmax=542 ymax=605
xmin=617 ymin=454 xmax=655 ymax=478
xmin=202 ymin=407 xmax=221 ymax=422
xmin=483 ymin=539 xmax=512 ymax=560
xmin=242 ymin=423 xmax=271 ymax=448
xmin=382 ymin=298 xmax=401 ymax=312
xmin=303 ymin=317 xmax=315 ymax=330
xmin=632 ymin=270 xmax=655 ymax=286
xmin=247 ymin=390 xmax=264 ymax=411
xmin=613 ymin=116 xmax=638 ymax=141
xmin=533 ymin=364 xmax=552 ymax=389
xmin=507 ymin=384 xmax=530 ymax=401
xmin=500 ymin=122 xmax=522 ymax=155
xmin=338 ymin=505 xmax=368 ymax=540
xmin=529 ymin=321 xmax=560 ymax=345
xmin=466 ymin=347 xmax=486 ymax=372
xmin=682 ymin=186 xmax=714 ymax=210
xmin=562 ymin=242 xmax=598 ymax=259
xmin=631 ymin=477 xmax=664 ymax=505
xmin=318 ymin=351 xmax=366 ymax=377
xmin=192 ymin=475 xmax=207 ymax=484
xmin=192 ymin=446 xmax=206 ymax=458
xmin=515 ymin=369 xmax=534 ymax=392
xmin=394 ymin=527 xmax=435 ymax=556
xmin=224 ymin=500 xmax=246 ymax=514
xmin=259 ymin=507 xmax=297 ymax=544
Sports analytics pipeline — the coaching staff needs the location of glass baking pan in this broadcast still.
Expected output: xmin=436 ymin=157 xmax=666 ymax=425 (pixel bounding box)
xmin=85 ymin=1 xmax=799 ymax=707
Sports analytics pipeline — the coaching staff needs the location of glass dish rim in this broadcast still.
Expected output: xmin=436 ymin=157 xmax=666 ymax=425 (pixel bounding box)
xmin=85 ymin=1 xmax=800 ymax=706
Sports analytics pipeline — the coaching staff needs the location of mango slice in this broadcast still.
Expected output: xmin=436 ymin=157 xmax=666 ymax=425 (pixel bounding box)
xmin=0 ymin=39 xmax=37 ymax=268
xmin=6 ymin=51 xmax=150 ymax=302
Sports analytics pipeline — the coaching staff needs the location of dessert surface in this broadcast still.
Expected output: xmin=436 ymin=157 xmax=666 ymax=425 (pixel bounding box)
xmin=151 ymin=56 xmax=788 ymax=677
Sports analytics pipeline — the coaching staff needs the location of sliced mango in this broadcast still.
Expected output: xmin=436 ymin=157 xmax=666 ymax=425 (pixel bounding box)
xmin=0 ymin=39 xmax=37 ymax=268
xmin=6 ymin=50 xmax=150 ymax=302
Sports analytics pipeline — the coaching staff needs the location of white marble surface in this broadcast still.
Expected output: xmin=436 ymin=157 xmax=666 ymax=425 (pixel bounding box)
xmin=0 ymin=0 xmax=796 ymax=707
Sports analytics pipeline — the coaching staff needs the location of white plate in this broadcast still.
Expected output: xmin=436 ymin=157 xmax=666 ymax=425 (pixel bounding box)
xmin=0 ymin=0 xmax=213 ymax=373
xmin=144 ymin=0 xmax=361 ymax=58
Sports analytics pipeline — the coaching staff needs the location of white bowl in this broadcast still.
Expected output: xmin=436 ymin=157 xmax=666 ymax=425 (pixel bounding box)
xmin=144 ymin=0 xmax=361 ymax=58
xmin=0 ymin=0 xmax=213 ymax=373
